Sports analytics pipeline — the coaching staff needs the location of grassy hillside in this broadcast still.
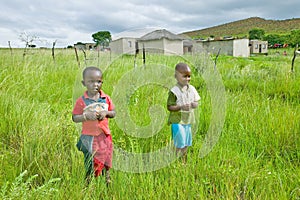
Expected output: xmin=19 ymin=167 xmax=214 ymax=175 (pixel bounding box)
xmin=182 ymin=17 xmax=300 ymax=39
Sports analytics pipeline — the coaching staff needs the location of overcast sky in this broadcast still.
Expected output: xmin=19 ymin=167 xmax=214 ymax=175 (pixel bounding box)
xmin=0 ymin=0 xmax=299 ymax=48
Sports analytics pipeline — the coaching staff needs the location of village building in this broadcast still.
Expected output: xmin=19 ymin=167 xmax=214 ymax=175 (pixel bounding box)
xmin=183 ymin=40 xmax=194 ymax=54
xmin=110 ymin=29 xmax=185 ymax=55
xmin=74 ymin=42 xmax=97 ymax=50
xmin=249 ymin=40 xmax=268 ymax=55
xmin=109 ymin=29 xmax=268 ymax=57
xmin=109 ymin=37 xmax=137 ymax=55
xmin=196 ymin=38 xmax=250 ymax=57
xmin=109 ymin=28 xmax=156 ymax=55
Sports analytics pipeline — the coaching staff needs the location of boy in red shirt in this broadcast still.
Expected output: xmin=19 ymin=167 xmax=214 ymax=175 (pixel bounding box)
xmin=72 ymin=66 xmax=116 ymax=185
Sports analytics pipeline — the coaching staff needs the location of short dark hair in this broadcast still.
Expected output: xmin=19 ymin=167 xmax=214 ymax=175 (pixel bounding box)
xmin=82 ymin=66 xmax=102 ymax=79
xmin=175 ymin=63 xmax=190 ymax=73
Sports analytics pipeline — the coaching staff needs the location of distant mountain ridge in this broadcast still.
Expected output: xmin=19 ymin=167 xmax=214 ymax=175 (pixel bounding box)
xmin=181 ymin=17 xmax=300 ymax=39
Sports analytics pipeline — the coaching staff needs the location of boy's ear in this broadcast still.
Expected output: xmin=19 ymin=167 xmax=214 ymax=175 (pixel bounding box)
xmin=81 ymin=80 xmax=85 ymax=86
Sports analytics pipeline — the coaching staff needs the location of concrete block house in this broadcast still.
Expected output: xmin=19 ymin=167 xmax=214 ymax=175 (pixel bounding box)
xmin=249 ymin=40 xmax=268 ymax=55
xmin=110 ymin=29 xmax=185 ymax=56
xmin=196 ymin=38 xmax=250 ymax=57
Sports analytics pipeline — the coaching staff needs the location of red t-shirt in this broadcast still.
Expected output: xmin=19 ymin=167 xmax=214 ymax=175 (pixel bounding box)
xmin=72 ymin=90 xmax=115 ymax=136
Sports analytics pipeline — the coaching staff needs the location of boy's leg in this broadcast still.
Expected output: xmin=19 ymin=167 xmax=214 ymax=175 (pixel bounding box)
xmin=175 ymin=148 xmax=181 ymax=156
xmin=182 ymin=146 xmax=188 ymax=163
xmin=83 ymin=152 xmax=94 ymax=185
xmin=105 ymin=166 xmax=111 ymax=185
xmin=175 ymin=147 xmax=188 ymax=163
xmin=77 ymin=135 xmax=94 ymax=185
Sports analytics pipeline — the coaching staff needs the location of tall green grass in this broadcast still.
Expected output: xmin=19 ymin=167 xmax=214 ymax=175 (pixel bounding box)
xmin=0 ymin=48 xmax=299 ymax=199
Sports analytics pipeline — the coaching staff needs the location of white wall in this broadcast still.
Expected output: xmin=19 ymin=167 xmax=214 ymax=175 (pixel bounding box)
xmin=122 ymin=38 xmax=136 ymax=55
xmin=110 ymin=38 xmax=136 ymax=55
xmin=164 ymin=39 xmax=183 ymax=55
xmin=140 ymin=39 xmax=183 ymax=55
xmin=233 ymin=39 xmax=250 ymax=57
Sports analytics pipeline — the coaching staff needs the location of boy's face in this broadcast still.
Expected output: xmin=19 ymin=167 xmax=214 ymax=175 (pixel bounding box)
xmin=82 ymin=70 xmax=103 ymax=95
xmin=175 ymin=68 xmax=191 ymax=87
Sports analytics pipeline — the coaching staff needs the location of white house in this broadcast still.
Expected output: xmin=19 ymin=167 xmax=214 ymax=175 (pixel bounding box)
xmin=109 ymin=28 xmax=157 ymax=55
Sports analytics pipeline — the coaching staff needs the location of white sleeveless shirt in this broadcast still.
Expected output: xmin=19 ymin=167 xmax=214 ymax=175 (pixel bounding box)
xmin=170 ymin=84 xmax=200 ymax=124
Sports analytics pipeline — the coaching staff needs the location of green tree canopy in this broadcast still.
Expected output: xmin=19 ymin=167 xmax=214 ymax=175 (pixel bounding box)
xmin=92 ymin=31 xmax=112 ymax=48
xmin=289 ymin=29 xmax=300 ymax=47
xmin=249 ymin=28 xmax=265 ymax=40
xmin=263 ymin=34 xmax=287 ymax=46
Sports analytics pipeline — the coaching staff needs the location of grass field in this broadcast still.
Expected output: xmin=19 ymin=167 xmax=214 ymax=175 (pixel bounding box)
xmin=0 ymin=47 xmax=299 ymax=199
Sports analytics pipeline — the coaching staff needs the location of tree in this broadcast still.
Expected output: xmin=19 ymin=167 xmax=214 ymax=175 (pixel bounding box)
xmin=19 ymin=31 xmax=39 ymax=48
xmin=289 ymin=29 xmax=300 ymax=47
xmin=263 ymin=34 xmax=286 ymax=46
xmin=92 ymin=31 xmax=111 ymax=49
xmin=19 ymin=31 xmax=39 ymax=57
xmin=249 ymin=28 xmax=265 ymax=40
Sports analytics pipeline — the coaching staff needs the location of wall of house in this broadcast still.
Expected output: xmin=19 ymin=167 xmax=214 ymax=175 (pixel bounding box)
xmin=198 ymin=40 xmax=234 ymax=56
xmin=139 ymin=39 xmax=183 ymax=55
xmin=196 ymin=39 xmax=250 ymax=57
xmin=109 ymin=39 xmax=123 ymax=54
xmin=233 ymin=39 xmax=250 ymax=57
xmin=74 ymin=43 xmax=96 ymax=50
xmin=163 ymin=39 xmax=183 ymax=55
xmin=140 ymin=40 xmax=164 ymax=54
xmin=110 ymin=38 xmax=136 ymax=55
xmin=122 ymin=38 xmax=136 ymax=55
xmin=250 ymin=40 xmax=268 ymax=54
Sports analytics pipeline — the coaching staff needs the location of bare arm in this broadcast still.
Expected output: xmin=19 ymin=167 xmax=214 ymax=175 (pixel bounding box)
xmin=72 ymin=114 xmax=86 ymax=123
xmin=72 ymin=111 xmax=100 ymax=123
xmin=168 ymin=102 xmax=198 ymax=112
xmin=97 ymin=109 xmax=116 ymax=120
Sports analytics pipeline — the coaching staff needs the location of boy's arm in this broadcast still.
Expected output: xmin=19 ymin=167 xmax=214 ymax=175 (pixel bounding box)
xmin=168 ymin=104 xmax=195 ymax=111
xmin=167 ymin=92 xmax=199 ymax=111
xmin=72 ymin=111 xmax=99 ymax=122
xmin=72 ymin=97 xmax=90 ymax=123
xmin=167 ymin=104 xmax=182 ymax=111
xmin=191 ymin=101 xmax=199 ymax=109
xmin=167 ymin=91 xmax=180 ymax=111
xmin=97 ymin=109 xmax=116 ymax=120
xmin=106 ymin=110 xmax=116 ymax=118
xmin=72 ymin=114 xmax=86 ymax=123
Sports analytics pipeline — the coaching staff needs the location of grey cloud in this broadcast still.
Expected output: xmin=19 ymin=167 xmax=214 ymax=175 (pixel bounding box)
xmin=0 ymin=0 xmax=299 ymax=47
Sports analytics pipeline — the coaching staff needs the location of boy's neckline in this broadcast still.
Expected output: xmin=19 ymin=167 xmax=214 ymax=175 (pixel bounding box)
xmin=86 ymin=90 xmax=101 ymax=100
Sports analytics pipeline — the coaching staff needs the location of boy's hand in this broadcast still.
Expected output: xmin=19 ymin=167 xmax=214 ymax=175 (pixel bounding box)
xmin=97 ymin=111 xmax=107 ymax=120
xmin=181 ymin=104 xmax=191 ymax=111
xmin=191 ymin=102 xmax=198 ymax=109
xmin=84 ymin=111 xmax=98 ymax=121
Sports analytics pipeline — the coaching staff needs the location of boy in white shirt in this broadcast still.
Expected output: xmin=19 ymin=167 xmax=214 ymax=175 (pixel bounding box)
xmin=167 ymin=63 xmax=201 ymax=163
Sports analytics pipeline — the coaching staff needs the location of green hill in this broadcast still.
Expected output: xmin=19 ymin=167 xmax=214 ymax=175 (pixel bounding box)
xmin=181 ymin=17 xmax=300 ymax=39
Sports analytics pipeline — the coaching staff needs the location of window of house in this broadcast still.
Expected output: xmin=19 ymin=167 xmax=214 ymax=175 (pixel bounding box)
xmin=128 ymin=41 xmax=132 ymax=48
